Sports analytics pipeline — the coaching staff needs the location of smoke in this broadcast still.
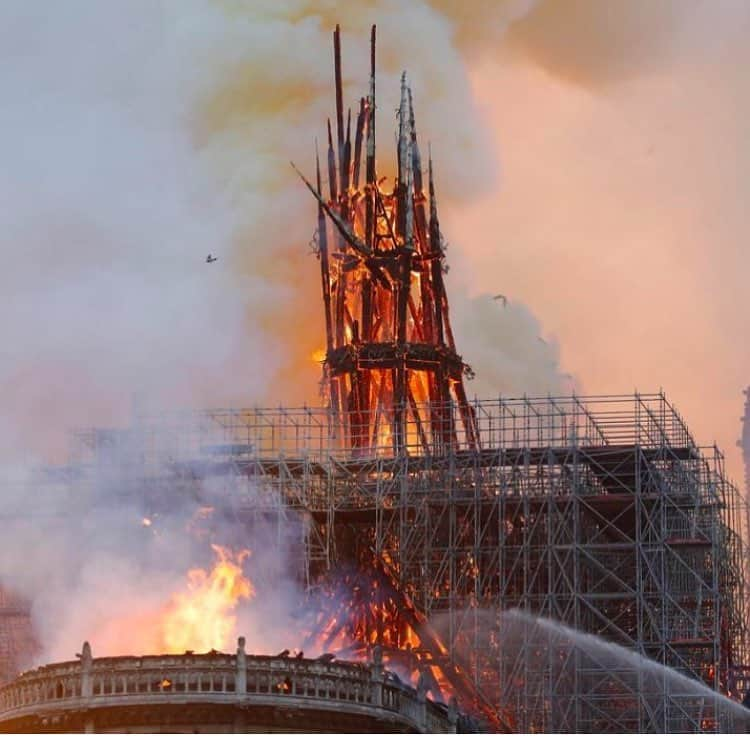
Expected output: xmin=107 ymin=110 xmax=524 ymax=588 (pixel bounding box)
xmin=16 ymin=0 xmax=727 ymax=668
xmin=0 ymin=2 xmax=273 ymax=463
xmin=0 ymin=0 xmax=570 ymax=466
xmin=454 ymin=294 xmax=572 ymax=397
xmin=0 ymin=424 xmax=308 ymax=664
xmin=505 ymin=0 xmax=701 ymax=86
xmin=2 ymin=0 xmax=746 ymax=680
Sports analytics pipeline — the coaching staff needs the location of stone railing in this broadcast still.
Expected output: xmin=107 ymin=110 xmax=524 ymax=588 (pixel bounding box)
xmin=0 ymin=639 xmax=459 ymax=733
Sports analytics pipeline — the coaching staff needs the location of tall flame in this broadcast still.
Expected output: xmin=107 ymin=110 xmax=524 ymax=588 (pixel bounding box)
xmin=158 ymin=545 xmax=253 ymax=653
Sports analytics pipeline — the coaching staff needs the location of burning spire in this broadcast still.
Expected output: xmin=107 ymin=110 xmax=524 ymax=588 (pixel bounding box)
xmin=295 ymin=24 xmax=478 ymax=456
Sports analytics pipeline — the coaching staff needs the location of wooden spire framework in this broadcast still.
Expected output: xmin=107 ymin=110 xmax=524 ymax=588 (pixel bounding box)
xmin=295 ymin=25 xmax=479 ymax=456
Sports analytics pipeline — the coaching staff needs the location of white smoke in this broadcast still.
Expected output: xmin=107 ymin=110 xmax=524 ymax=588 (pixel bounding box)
xmin=0 ymin=436 xmax=307 ymax=665
xmin=0 ymin=0 xmax=563 ymax=465
xmin=454 ymin=294 xmax=573 ymax=397
xmin=0 ymin=0 xmax=572 ymax=669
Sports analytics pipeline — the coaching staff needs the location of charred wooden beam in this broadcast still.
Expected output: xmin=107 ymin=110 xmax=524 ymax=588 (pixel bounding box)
xmin=298 ymin=23 xmax=479 ymax=459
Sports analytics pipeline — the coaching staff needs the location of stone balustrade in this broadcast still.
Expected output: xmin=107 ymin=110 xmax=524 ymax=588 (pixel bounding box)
xmin=0 ymin=639 xmax=462 ymax=733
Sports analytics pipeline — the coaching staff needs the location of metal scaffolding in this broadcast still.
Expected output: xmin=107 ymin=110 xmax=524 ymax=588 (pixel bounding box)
xmin=3 ymin=26 xmax=748 ymax=733
xmin=0 ymin=589 xmax=36 ymax=686
xmin=54 ymin=391 xmax=749 ymax=731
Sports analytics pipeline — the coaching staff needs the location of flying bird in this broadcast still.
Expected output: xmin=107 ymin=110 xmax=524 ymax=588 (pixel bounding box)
xmin=493 ymin=294 xmax=507 ymax=307
xmin=206 ymin=254 xmax=218 ymax=263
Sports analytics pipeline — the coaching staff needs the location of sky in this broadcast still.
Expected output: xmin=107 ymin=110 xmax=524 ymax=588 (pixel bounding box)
xmin=446 ymin=0 xmax=750 ymax=481
xmin=0 ymin=0 xmax=748 ymax=483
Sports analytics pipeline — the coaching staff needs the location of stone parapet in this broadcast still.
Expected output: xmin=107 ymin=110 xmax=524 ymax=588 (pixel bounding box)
xmin=0 ymin=639 xmax=463 ymax=733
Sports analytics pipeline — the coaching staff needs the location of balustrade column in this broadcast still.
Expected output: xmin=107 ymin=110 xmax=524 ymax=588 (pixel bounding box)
xmin=236 ymin=637 xmax=247 ymax=694
xmin=447 ymin=697 xmax=458 ymax=733
xmin=416 ymin=671 xmax=427 ymax=731
xmin=80 ymin=642 xmax=92 ymax=699
xmin=370 ymin=646 xmax=384 ymax=707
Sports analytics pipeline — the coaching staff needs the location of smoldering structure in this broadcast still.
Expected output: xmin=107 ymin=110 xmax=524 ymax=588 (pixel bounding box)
xmin=1 ymin=25 xmax=750 ymax=734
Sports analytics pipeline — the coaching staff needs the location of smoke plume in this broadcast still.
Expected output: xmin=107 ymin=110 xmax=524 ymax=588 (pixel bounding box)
xmin=0 ymin=0 xmax=567 ymax=466
xmin=4 ymin=0 xmax=742 ymax=667
xmin=0 ymin=432 xmax=307 ymax=664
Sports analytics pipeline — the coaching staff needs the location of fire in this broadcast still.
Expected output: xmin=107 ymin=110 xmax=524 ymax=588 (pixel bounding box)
xmin=310 ymin=347 xmax=326 ymax=364
xmin=301 ymin=564 xmax=514 ymax=732
xmin=159 ymin=545 xmax=254 ymax=653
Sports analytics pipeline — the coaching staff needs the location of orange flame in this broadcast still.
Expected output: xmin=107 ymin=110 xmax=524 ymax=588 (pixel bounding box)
xmin=159 ymin=545 xmax=253 ymax=653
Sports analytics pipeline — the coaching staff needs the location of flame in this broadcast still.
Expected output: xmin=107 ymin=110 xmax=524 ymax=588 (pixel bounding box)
xmin=310 ymin=347 xmax=326 ymax=364
xmin=306 ymin=587 xmax=458 ymax=706
xmin=301 ymin=565 xmax=514 ymax=732
xmin=158 ymin=545 xmax=254 ymax=653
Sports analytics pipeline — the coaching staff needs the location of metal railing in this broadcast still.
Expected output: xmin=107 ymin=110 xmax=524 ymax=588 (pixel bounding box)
xmin=65 ymin=393 xmax=699 ymax=468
